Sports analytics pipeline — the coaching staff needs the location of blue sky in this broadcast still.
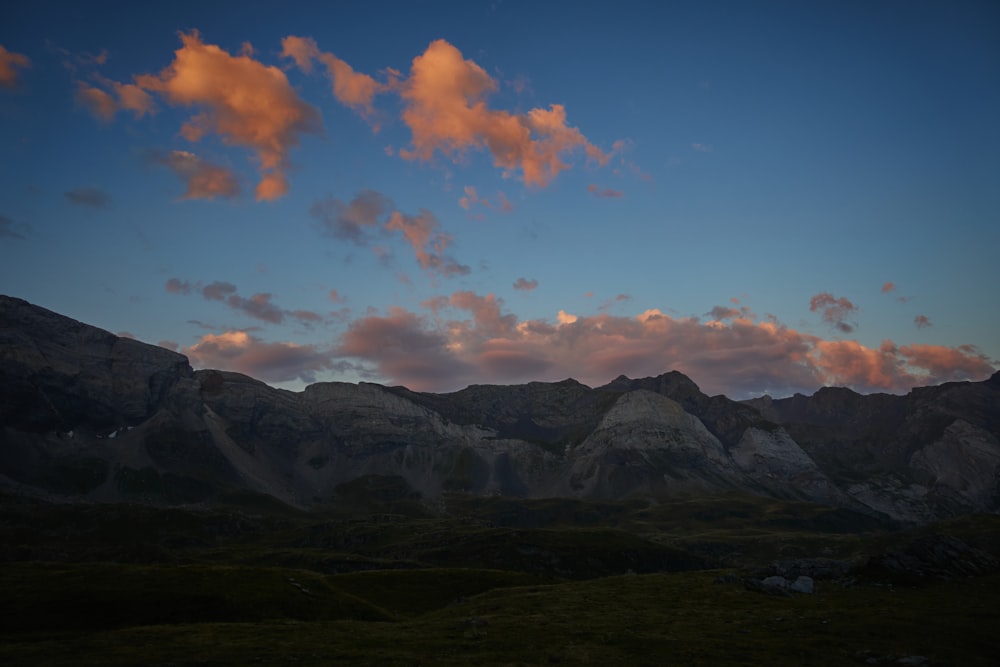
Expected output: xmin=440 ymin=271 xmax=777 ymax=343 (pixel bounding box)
xmin=1 ymin=0 xmax=997 ymax=398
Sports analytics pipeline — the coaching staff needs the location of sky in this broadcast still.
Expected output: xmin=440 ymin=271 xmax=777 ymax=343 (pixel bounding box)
xmin=1 ymin=0 xmax=998 ymax=399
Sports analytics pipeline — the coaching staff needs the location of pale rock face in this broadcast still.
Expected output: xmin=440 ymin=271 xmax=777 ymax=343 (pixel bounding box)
xmin=909 ymin=419 xmax=1000 ymax=511
xmin=566 ymin=391 xmax=744 ymax=497
xmin=728 ymin=427 xmax=850 ymax=505
xmin=846 ymin=475 xmax=934 ymax=524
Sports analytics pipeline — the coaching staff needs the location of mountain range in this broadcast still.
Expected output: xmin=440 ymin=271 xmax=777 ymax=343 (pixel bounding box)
xmin=2 ymin=294 xmax=998 ymax=523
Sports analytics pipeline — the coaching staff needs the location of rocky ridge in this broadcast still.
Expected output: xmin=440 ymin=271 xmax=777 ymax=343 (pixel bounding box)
xmin=1 ymin=294 xmax=998 ymax=522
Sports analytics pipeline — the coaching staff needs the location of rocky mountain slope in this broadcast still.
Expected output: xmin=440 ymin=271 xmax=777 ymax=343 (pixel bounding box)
xmin=1 ymin=294 xmax=998 ymax=522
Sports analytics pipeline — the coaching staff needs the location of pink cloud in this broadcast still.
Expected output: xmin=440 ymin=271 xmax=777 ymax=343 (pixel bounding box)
xmin=809 ymin=292 xmax=859 ymax=333
xmin=397 ymin=39 xmax=609 ymax=187
xmin=184 ymin=330 xmax=335 ymax=383
xmin=513 ymin=277 xmax=538 ymax=291
xmin=881 ymin=281 xmax=896 ymax=293
xmin=0 ymin=45 xmax=30 ymax=88
xmin=914 ymin=314 xmax=932 ymax=329
xmin=135 ymin=31 xmax=321 ymax=200
xmin=336 ymin=308 xmax=475 ymax=387
xmin=330 ymin=295 xmax=995 ymax=396
xmin=148 ymin=149 xmax=240 ymax=200
xmin=328 ymin=289 xmax=346 ymax=304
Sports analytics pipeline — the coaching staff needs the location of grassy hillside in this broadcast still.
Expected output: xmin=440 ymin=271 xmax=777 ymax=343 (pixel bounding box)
xmin=2 ymin=489 xmax=999 ymax=665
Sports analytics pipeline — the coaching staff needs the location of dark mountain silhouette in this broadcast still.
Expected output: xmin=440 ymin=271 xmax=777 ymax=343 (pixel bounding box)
xmin=2 ymin=294 xmax=998 ymax=522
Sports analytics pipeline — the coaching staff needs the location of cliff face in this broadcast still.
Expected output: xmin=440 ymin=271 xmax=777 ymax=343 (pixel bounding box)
xmin=1 ymin=294 xmax=998 ymax=523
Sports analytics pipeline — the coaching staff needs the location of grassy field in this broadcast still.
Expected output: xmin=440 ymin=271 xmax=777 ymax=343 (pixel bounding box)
xmin=2 ymin=487 xmax=999 ymax=666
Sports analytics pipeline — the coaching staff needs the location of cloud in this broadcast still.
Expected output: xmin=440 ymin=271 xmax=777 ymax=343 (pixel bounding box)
xmin=64 ymin=187 xmax=112 ymax=209
xmin=75 ymin=82 xmax=117 ymax=121
xmin=328 ymin=289 xmax=346 ymax=304
xmin=459 ymin=186 xmax=514 ymax=214
xmin=311 ymin=189 xmax=390 ymax=243
xmin=881 ymin=281 xmax=896 ymax=293
xmin=385 ymin=209 xmax=470 ymax=278
xmin=184 ymin=330 xmax=335 ymax=383
xmin=135 ymin=31 xmax=321 ymax=200
xmin=281 ymin=35 xmax=384 ymax=124
xmin=692 ymin=143 xmax=713 ymax=153
xmin=147 ymin=149 xmax=241 ymax=200
xmin=809 ymin=292 xmax=859 ymax=333
xmin=914 ymin=314 xmax=932 ymax=329
xmin=336 ymin=308 xmax=475 ymax=388
xmin=587 ymin=184 xmax=624 ymax=199
xmin=397 ymin=39 xmax=608 ymax=187
xmin=330 ymin=295 xmax=995 ymax=396
xmin=166 ymin=278 xmax=319 ymax=325
xmin=200 ymin=280 xmax=237 ymax=301
xmin=0 ymin=45 xmax=30 ymax=89
xmin=75 ymin=80 xmax=154 ymax=121
xmin=513 ymin=277 xmax=538 ymax=291
xmin=0 ymin=215 xmax=27 ymax=240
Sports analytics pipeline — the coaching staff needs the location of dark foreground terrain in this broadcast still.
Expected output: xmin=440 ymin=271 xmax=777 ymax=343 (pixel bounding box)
xmin=2 ymin=485 xmax=999 ymax=666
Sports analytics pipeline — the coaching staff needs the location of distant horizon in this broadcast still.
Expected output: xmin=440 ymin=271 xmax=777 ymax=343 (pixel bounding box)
xmin=5 ymin=291 xmax=994 ymax=403
xmin=2 ymin=2 xmax=997 ymax=399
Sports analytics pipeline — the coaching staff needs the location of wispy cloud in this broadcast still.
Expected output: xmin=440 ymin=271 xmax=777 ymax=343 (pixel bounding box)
xmin=0 ymin=214 xmax=27 ymax=240
xmin=0 ymin=45 xmax=30 ymax=89
xmin=280 ymin=35 xmax=385 ymax=127
xmin=312 ymin=189 xmax=469 ymax=279
xmin=165 ymin=278 xmax=320 ymax=326
xmin=587 ymin=183 xmax=624 ymax=199
xmin=809 ymin=292 xmax=859 ymax=333
xmin=458 ymin=186 xmax=514 ymax=214
xmin=147 ymin=149 xmax=240 ymax=200
xmin=914 ymin=314 xmax=932 ymax=329
xmin=64 ymin=187 xmax=112 ymax=209
xmin=311 ymin=189 xmax=390 ymax=243
xmin=513 ymin=277 xmax=538 ymax=291
xmin=75 ymin=80 xmax=153 ymax=121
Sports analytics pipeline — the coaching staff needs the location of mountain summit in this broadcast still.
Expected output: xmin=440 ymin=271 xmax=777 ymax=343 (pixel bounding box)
xmin=2 ymin=294 xmax=998 ymax=522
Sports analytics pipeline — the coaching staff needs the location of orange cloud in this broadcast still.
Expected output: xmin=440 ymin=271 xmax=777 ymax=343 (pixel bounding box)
xmin=881 ymin=281 xmax=896 ymax=293
xmin=148 ymin=149 xmax=240 ymax=200
xmin=0 ymin=45 xmax=30 ymax=88
xmin=397 ymin=39 xmax=608 ymax=187
xmin=281 ymin=35 xmax=384 ymax=123
xmin=136 ymin=31 xmax=321 ymax=200
xmin=75 ymin=79 xmax=155 ymax=122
